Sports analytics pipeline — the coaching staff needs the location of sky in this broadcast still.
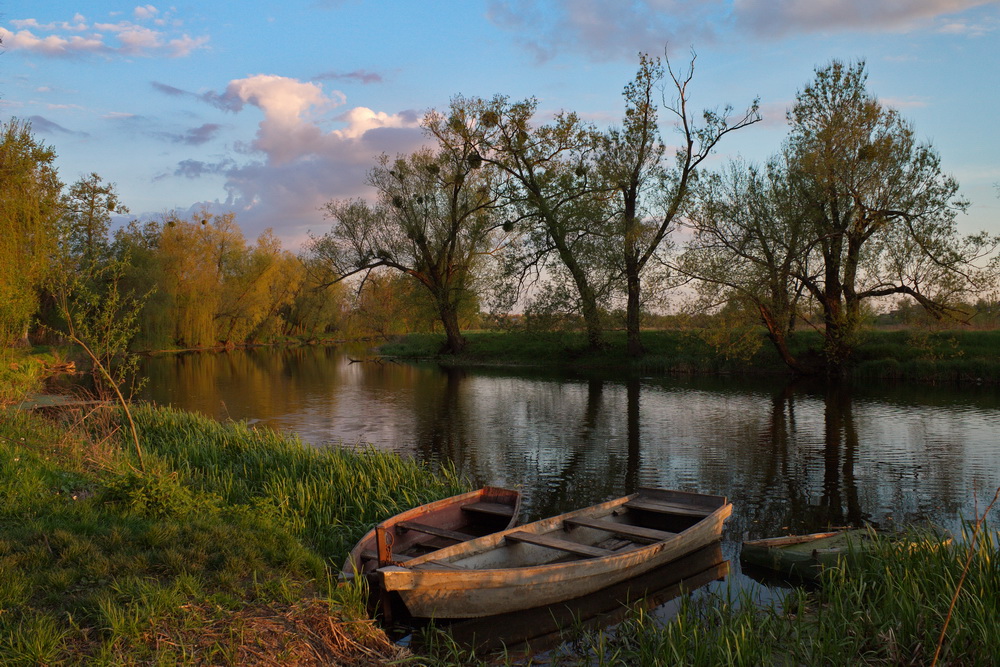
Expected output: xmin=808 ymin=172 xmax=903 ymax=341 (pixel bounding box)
xmin=2 ymin=0 xmax=999 ymax=249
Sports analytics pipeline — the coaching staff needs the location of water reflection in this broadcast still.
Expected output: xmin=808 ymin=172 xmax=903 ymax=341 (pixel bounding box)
xmin=141 ymin=347 xmax=1000 ymax=535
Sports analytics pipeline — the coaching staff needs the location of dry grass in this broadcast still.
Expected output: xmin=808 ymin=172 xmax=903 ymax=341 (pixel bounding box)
xmin=145 ymin=598 xmax=409 ymax=666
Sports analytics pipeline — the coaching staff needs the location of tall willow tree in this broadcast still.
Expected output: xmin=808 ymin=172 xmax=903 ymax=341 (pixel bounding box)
xmin=158 ymin=211 xmax=242 ymax=347
xmin=0 ymin=119 xmax=63 ymax=346
xmin=311 ymin=122 xmax=504 ymax=354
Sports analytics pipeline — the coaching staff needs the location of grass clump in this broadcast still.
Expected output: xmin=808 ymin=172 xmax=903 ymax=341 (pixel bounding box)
xmin=413 ymin=527 xmax=1000 ymax=666
xmin=0 ymin=404 xmax=461 ymax=664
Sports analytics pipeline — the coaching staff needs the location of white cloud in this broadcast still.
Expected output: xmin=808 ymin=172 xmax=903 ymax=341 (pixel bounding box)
xmin=134 ymin=5 xmax=159 ymax=21
xmin=177 ymin=75 xmax=425 ymax=243
xmin=0 ymin=9 xmax=207 ymax=59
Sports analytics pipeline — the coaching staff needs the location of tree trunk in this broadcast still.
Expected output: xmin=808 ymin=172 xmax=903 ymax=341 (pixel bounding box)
xmin=438 ymin=299 xmax=466 ymax=354
xmin=578 ymin=287 xmax=604 ymax=351
xmin=758 ymin=304 xmax=807 ymax=374
xmin=625 ymin=266 xmax=644 ymax=357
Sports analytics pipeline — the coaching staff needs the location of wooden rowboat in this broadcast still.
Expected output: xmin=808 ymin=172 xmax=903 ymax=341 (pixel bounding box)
xmin=375 ymin=487 xmax=732 ymax=619
xmin=740 ymin=528 xmax=872 ymax=580
xmin=342 ymin=486 xmax=521 ymax=578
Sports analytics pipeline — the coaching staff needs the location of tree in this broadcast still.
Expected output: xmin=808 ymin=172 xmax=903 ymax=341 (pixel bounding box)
xmin=601 ymin=51 xmax=760 ymax=356
xmin=682 ymin=157 xmax=814 ymax=372
xmin=0 ymin=118 xmax=63 ymax=346
xmin=61 ymin=172 xmax=127 ymax=270
xmin=786 ymin=60 xmax=997 ymax=374
xmin=310 ymin=125 xmax=504 ymax=354
xmin=431 ymin=96 xmax=614 ymax=350
xmin=687 ymin=60 xmax=998 ymax=376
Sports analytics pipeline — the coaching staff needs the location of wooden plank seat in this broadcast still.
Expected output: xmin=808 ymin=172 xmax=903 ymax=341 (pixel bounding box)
xmin=505 ymin=530 xmax=614 ymax=558
xmin=564 ymin=517 xmax=676 ymax=543
xmin=396 ymin=520 xmax=473 ymax=542
xmin=412 ymin=559 xmax=467 ymax=571
xmin=623 ymin=498 xmax=714 ymax=517
xmin=360 ymin=549 xmax=412 ymax=563
xmin=461 ymin=501 xmax=516 ymax=517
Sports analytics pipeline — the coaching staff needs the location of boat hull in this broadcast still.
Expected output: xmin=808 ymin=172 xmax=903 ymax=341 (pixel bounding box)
xmin=378 ymin=489 xmax=731 ymax=619
xmin=343 ymin=486 xmax=521 ymax=578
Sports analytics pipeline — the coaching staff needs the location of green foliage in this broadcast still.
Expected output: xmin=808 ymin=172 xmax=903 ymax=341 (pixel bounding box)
xmin=0 ymin=404 xmax=460 ymax=663
xmin=0 ymin=118 xmax=63 ymax=347
xmin=49 ymin=257 xmax=147 ymax=398
xmin=60 ymin=172 xmax=126 ymax=270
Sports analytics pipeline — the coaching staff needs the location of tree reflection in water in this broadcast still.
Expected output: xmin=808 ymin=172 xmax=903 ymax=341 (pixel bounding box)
xmin=142 ymin=348 xmax=1000 ymax=535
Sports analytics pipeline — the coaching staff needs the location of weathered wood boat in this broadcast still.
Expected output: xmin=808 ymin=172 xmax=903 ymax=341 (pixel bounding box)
xmin=740 ymin=528 xmax=872 ymax=579
xmin=434 ymin=543 xmax=729 ymax=656
xmin=342 ymin=486 xmax=521 ymax=578
xmin=375 ymin=487 xmax=732 ymax=619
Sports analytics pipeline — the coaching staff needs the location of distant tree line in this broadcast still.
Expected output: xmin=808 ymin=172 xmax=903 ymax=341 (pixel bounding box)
xmin=308 ymin=54 xmax=998 ymax=376
xmin=3 ymin=53 xmax=997 ymax=377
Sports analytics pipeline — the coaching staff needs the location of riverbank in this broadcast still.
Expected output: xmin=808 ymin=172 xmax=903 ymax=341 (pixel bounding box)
xmin=0 ymin=403 xmax=464 ymax=664
xmin=380 ymin=329 xmax=1000 ymax=383
xmin=415 ymin=524 xmax=1000 ymax=665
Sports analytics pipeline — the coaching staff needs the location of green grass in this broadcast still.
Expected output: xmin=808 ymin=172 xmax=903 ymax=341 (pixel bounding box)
xmin=0 ymin=348 xmax=57 ymax=405
xmin=415 ymin=527 xmax=1000 ymax=666
xmin=382 ymin=328 xmax=1000 ymax=382
xmin=0 ymin=404 xmax=464 ymax=664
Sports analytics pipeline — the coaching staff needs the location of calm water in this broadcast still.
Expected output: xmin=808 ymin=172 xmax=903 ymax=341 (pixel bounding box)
xmin=141 ymin=346 xmax=1000 ymax=543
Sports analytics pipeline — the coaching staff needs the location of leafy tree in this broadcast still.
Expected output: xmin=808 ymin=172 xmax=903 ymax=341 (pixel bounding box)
xmin=112 ymin=220 xmax=173 ymax=349
xmin=285 ymin=257 xmax=349 ymax=339
xmin=0 ymin=119 xmax=63 ymax=346
xmin=310 ymin=125 xmax=504 ymax=354
xmin=157 ymin=211 xmax=244 ymax=348
xmin=601 ymin=52 xmax=759 ymax=356
xmin=682 ymin=158 xmax=814 ymax=371
xmin=432 ymin=96 xmax=613 ymax=350
xmin=61 ymin=172 xmax=127 ymax=270
xmin=786 ymin=60 xmax=997 ymax=374
xmin=686 ymin=60 xmax=998 ymax=376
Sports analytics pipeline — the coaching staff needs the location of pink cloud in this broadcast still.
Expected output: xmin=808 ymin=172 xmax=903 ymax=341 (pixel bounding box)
xmin=0 ymin=9 xmax=207 ymax=59
xmin=176 ymin=75 xmax=426 ymax=244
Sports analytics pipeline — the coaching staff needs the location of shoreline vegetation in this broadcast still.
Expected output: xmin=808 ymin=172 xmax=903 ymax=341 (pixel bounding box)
xmin=0 ymin=403 xmax=465 ymax=664
xmin=379 ymin=328 xmax=1000 ymax=385
xmin=2 ymin=338 xmax=999 ymax=665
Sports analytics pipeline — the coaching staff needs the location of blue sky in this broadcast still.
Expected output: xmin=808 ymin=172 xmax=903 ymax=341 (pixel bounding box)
xmin=2 ymin=0 xmax=998 ymax=247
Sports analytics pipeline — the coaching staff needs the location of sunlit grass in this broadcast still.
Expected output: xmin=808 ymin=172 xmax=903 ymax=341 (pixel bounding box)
xmin=0 ymin=405 xmax=459 ymax=664
xmin=414 ymin=527 xmax=1000 ymax=666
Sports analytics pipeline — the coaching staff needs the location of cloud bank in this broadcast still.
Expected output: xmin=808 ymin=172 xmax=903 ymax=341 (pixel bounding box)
xmin=486 ymin=0 xmax=997 ymax=61
xmin=161 ymin=75 xmax=425 ymax=244
xmin=0 ymin=7 xmax=209 ymax=58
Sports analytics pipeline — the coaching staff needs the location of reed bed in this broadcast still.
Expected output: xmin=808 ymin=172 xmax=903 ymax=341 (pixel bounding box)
xmin=0 ymin=405 xmax=459 ymax=664
xmin=124 ymin=404 xmax=466 ymax=558
xmin=414 ymin=526 xmax=1000 ymax=666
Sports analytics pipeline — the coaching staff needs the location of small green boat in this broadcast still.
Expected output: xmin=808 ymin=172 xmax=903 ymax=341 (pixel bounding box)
xmin=740 ymin=529 xmax=873 ymax=580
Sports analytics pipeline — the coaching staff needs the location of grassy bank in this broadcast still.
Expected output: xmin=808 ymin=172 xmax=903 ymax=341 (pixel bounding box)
xmin=381 ymin=329 xmax=1000 ymax=383
xmin=417 ymin=526 xmax=1000 ymax=666
xmin=0 ymin=404 xmax=465 ymax=664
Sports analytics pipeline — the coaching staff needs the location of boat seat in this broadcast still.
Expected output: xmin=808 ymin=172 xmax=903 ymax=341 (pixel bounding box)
xmin=623 ymin=498 xmax=713 ymax=517
xmin=411 ymin=559 xmax=467 ymax=570
xmin=360 ymin=549 xmax=412 ymax=563
xmin=505 ymin=531 xmax=613 ymax=558
xmin=564 ymin=517 xmax=676 ymax=543
xmin=461 ymin=501 xmax=515 ymax=517
xmin=396 ymin=520 xmax=473 ymax=542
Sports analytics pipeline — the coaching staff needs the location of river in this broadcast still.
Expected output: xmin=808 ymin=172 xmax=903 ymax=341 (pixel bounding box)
xmin=140 ymin=345 xmax=1000 ymax=542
